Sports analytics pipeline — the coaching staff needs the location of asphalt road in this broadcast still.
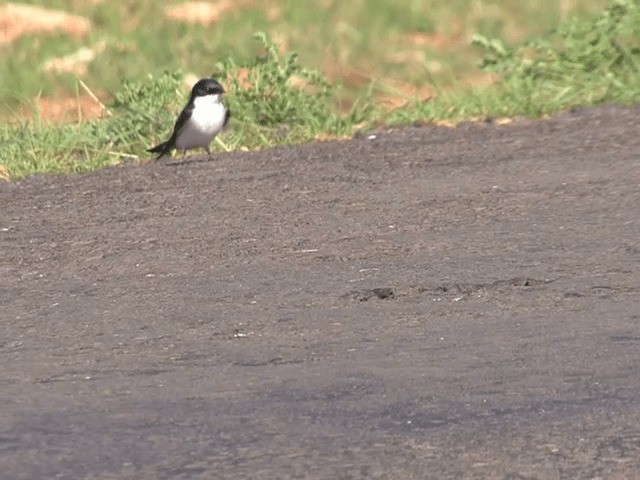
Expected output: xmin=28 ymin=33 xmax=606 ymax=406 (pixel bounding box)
xmin=1 ymin=105 xmax=639 ymax=479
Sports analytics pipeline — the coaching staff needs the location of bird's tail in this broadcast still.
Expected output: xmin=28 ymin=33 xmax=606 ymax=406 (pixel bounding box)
xmin=147 ymin=141 xmax=170 ymax=160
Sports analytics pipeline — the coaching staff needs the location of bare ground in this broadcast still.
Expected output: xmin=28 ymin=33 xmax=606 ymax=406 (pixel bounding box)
xmin=1 ymin=105 xmax=639 ymax=479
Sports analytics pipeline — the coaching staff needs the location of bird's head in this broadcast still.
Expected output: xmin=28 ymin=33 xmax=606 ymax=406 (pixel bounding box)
xmin=191 ymin=78 xmax=226 ymax=98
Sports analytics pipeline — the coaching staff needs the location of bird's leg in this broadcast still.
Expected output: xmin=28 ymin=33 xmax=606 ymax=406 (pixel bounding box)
xmin=205 ymin=146 xmax=212 ymax=160
xmin=182 ymin=149 xmax=187 ymax=159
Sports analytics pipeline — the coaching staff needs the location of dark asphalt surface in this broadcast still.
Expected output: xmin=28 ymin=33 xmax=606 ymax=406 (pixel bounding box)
xmin=1 ymin=105 xmax=639 ymax=479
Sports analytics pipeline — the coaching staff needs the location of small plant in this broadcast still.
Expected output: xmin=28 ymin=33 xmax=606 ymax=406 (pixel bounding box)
xmin=220 ymin=32 xmax=334 ymax=126
xmin=107 ymin=70 xmax=185 ymax=149
xmin=213 ymin=32 xmax=369 ymax=146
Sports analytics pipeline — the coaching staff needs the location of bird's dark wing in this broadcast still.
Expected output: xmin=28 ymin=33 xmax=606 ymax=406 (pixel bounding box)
xmin=223 ymin=108 xmax=231 ymax=128
xmin=167 ymin=103 xmax=194 ymax=145
xmin=147 ymin=102 xmax=194 ymax=159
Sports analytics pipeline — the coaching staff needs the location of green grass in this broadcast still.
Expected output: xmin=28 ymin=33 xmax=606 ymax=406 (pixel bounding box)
xmin=0 ymin=0 xmax=608 ymax=113
xmin=390 ymin=0 xmax=640 ymax=123
xmin=2 ymin=0 xmax=640 ymax=180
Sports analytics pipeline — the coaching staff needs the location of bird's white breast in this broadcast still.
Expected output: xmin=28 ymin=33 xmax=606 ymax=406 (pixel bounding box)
xmin=175 ymin=94 xmax=227 ymax=150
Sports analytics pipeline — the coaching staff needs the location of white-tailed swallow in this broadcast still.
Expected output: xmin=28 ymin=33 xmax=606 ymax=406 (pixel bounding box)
xmin=148 ymin=78 xmax=230 ymax=160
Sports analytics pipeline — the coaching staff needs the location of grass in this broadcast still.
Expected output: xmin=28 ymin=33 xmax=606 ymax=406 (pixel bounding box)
xmin=0 ymin=0 xmax=608 ymax=113
xmin=2 ymin=0 xmax=640 ymax=180
xmin=390 ymin=0 xmax=640 ymax=123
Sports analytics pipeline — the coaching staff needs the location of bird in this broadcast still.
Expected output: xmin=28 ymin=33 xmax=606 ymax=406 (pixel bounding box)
xmin=147 ymin=78 xmax=230 ymax=160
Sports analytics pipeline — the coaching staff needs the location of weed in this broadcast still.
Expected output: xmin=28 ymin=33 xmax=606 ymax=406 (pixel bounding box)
xmin=213 ymin=32 xmax=371 ymax=146
xmin=108 ymin=71 xmax=184 ymax=150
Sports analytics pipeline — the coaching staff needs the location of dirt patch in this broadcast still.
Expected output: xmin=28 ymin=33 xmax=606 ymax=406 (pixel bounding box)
xmin=0 ymin=3 xmax=90 ymax=45
xmin=402 ymin=21 xmax=465 ymax=51
xmin=163 ymin=1 xmax=236 ymax=25
xmin=163 ymin=0 xmax=281 ymax=25
xmin=18 ymin=93 xmax=107 ymax=123
xmin=42 ymin=42 xmax=106 ymax=76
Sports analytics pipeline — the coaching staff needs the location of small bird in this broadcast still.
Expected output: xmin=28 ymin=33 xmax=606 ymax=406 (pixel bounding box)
xmin=148 ymin=78 xmax=230 ymax=160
